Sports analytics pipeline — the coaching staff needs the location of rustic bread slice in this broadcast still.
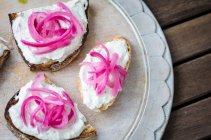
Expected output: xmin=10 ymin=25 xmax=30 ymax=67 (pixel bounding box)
xmin=8 ymin=0 xmax=89 ymax=71
xmin=0 ymin=38 xmax=10 ymax=69
xmin=5 ymin=75 xmax=97 ymax=140
xmin=79 ymin=36 xmax=131 ymax=112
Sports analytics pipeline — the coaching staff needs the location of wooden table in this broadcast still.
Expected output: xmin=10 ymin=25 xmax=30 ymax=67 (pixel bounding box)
xmin=144 ymin=0 xmax=211 ymax=139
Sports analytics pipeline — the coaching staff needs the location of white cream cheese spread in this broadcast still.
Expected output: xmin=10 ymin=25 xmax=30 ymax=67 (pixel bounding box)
xmin=79 ymin=39 xmax=130 ymax=110
xmin=9 ymin=81 xmax=86 ymax=140
xmin=12 ymin=0 xmax=88 ymax=64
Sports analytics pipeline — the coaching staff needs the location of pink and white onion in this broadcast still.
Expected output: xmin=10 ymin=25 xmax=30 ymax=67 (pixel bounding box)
xmin=21 ymin=73 xmax=77 ymax=132
xmin=21 ymin=2 xmax=83 ymax=55
xmin=80 ymin=44 xmax=128 ymax=96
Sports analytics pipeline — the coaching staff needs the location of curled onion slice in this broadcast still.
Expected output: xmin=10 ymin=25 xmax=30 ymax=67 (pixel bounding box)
xmin=80 ymin=44 xmax=128 ymax=96
xmin=21 ymin=2 xmax=83 ymax=55
xmin=21 ymin=73 xmax=77 ymax=132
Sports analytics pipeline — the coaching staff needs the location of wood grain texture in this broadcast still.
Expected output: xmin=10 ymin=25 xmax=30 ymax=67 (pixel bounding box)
xmin=164 ymin=13 xmax=211 ymax=64
xmin=144 ymin=0 xmax=211 ymax=27
xmin=173 ymin=53 xmax=211 ymax=107
xmin=163 ymin=97 xmax=211 ymax=140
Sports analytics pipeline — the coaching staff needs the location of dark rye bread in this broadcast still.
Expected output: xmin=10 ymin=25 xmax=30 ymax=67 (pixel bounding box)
xmin=0 ymin=50 xmax=10 ymax=69
xmin=4 ymin=77 xmax=97 ymax=140
xmin=8 ymin=1 xmax=89 ymax=72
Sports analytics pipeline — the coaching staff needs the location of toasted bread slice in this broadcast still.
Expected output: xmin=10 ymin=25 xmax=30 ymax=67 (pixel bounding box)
xmin=8 ymin=0 xmax=89 ymax=71
xmin=0 ymin=38 xmax=10 ymax=69
xmin=5 ymin=75 xmax=97 ymax=140
xmin=79 ymin=36 xmax=131 ymax=112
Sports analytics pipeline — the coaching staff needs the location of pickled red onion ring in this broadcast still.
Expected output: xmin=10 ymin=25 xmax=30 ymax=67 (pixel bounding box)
xmin=21 ymin=2 xmax=83 ymax=55
xmin=80 ymin=44 xmax=128 ymax=96
xmin=21 ymin=73 xmax=77 ymax=132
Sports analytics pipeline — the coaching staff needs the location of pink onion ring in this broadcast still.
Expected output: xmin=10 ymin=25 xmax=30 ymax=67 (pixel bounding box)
xmin=21 ymin=73 xmax=77 ymax=132
xmin=21 ymin=2 xmax=84 ymax=55
xmin=80 ymin=44 xmax=128 ymax=96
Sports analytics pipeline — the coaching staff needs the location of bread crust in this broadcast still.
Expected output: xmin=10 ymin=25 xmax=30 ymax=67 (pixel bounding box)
xmin=8 ymin=1 xmax=89 ymax=72
xmin=79 ymin=36 xmax=132 ymax=112
xmin=0 ymin=50 xmax=10 ymax=69
xmin=4 ymin=76 xmax=97 ymax=140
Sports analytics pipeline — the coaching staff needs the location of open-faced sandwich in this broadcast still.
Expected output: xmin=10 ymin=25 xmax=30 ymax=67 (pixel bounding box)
xmin=0 ymin=37 xmax=10 ymax=68
xmin=9 ymin=0 xmax=89 ymax=71
xmin=5 ymin=73 xmax=96 ymax=140
xmin=79 ymin=36 xmax=131 ymax=111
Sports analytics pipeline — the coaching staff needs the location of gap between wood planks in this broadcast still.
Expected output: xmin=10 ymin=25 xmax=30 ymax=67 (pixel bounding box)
xmin=172 ymin=92 xmax=211 ymax=111
xmin=173 ymin=48 xmax=211 ymax=67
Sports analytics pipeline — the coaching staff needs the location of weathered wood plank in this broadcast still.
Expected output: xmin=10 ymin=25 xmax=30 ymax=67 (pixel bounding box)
xmin=144 ymin=0 xmax=211 ymax=27
xmin=163 ymin=97 xmax=211 ymax=140
xmin=173 ymin=53 xmax=211 ymax=107
xmin=164 ymin=13 xmax=211 ymax=64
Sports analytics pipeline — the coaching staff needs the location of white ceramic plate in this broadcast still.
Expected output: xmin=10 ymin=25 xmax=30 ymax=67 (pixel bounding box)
xmin=0 ymin=0 xmax=173 ymax=140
